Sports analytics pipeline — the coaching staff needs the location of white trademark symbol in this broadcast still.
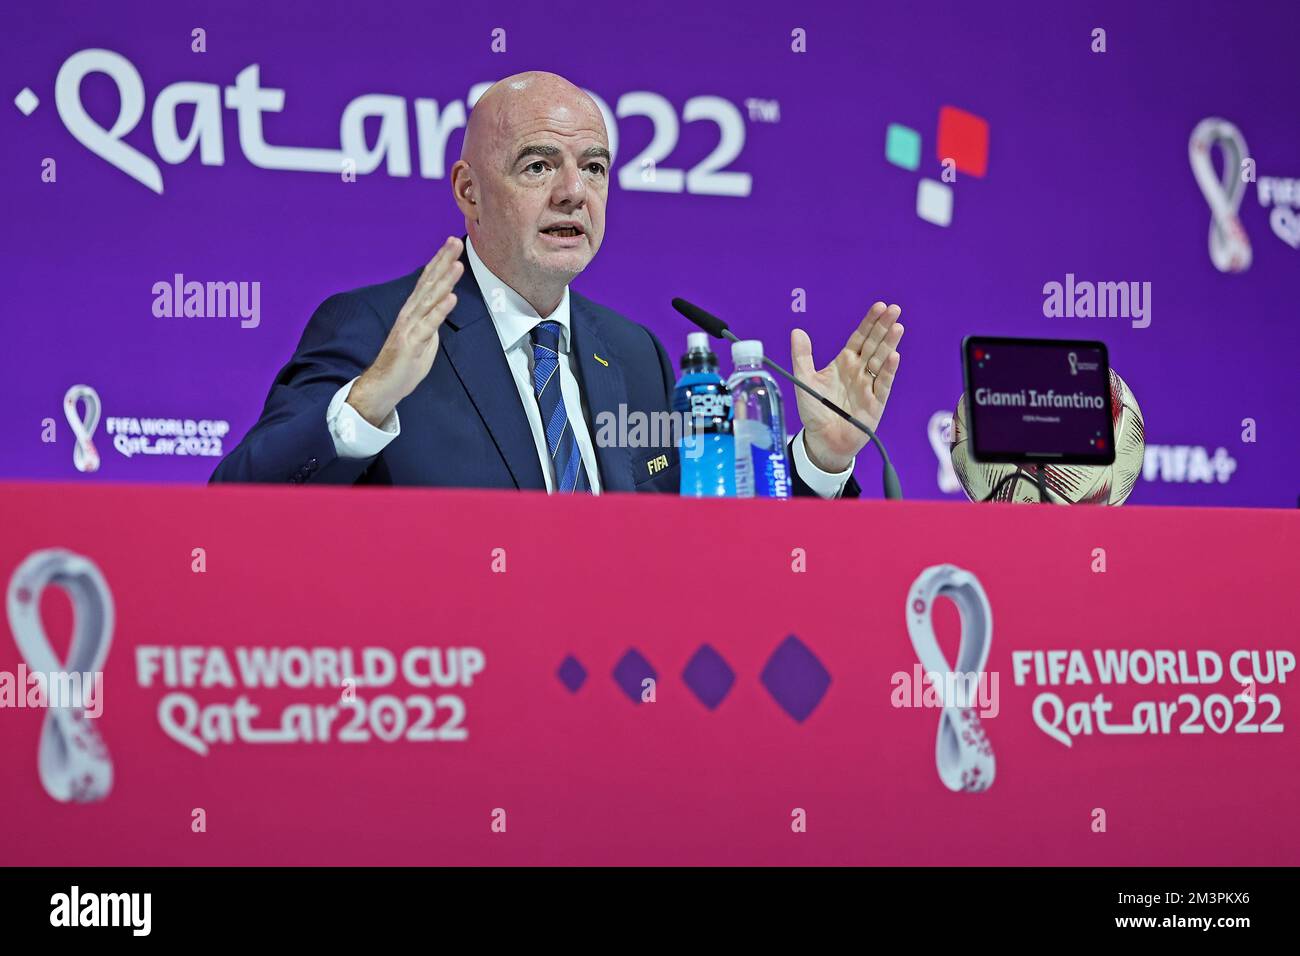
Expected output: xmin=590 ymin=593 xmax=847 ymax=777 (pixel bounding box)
xmin=744 ymin=98 xmax=781 ymax=123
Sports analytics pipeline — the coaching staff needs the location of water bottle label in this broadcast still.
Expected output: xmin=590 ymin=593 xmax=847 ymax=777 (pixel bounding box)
xmin=751 ymin=444 xmax=791 ymax=498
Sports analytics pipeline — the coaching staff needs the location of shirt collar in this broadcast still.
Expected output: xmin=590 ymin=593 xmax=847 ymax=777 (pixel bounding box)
xmin=465 ymin=236 xmax=572 ymax=354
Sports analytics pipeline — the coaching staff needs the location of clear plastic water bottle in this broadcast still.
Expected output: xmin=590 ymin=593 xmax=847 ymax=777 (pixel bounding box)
xmin=728 ymin=340 xmax=792 ymax=499
xmin=672 ymin=332 xmax=736 ymax=497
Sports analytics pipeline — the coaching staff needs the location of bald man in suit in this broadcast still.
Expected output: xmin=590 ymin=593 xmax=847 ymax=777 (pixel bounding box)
xmin=211 ymin=71 xmax=904 ymax=494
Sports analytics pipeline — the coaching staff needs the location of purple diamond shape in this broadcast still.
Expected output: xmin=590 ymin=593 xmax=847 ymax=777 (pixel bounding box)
xmin=557 ymin=655 xmax=587 ymax=693
xmin=682 ymin=644 xmax=735 ymax=710
xmin=612 ymin=648 xmax=657 ymax=704
xmin=760 ymin=635 xmax=831 ymax=722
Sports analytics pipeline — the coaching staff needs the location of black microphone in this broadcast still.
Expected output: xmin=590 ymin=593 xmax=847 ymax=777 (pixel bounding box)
xmin=671 ymin=297 xmax=903 ymax=500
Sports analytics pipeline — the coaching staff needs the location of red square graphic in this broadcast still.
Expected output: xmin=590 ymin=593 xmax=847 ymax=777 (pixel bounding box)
xmin=936 ymin=106 xmax=989 ymax=178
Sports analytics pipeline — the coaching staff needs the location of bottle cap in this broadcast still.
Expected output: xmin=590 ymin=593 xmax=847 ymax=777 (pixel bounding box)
xmin=731 ymin=339 xmax=763 ymax=365
xmin=681 ymin=331 xmax=719 ymax=372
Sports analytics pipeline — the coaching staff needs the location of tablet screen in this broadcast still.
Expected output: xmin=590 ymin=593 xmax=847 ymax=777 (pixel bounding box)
xmin=963 ymin=336 xmax=1115 ymax=465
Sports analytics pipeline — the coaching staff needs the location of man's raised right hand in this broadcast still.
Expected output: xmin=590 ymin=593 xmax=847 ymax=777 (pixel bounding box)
xmin=347 ymin=236 xmax=464 ymax=428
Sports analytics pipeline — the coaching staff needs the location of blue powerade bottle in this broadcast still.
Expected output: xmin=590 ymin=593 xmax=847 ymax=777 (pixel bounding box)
xmin=672 ymin=332 xmax=736 ymax=497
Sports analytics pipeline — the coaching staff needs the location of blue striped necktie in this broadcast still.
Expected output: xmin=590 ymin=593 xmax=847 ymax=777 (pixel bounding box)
xmin=529 ymin=321 xmax=591 ymax=493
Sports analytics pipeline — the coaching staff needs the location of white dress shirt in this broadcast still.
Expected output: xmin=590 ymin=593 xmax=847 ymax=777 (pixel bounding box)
xmin=326 ymin=238 xmax=854 ymax=497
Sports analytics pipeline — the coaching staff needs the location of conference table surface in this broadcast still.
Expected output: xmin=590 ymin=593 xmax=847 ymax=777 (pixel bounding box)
xmin=1 ymin=482 xmax=1295 ymax=865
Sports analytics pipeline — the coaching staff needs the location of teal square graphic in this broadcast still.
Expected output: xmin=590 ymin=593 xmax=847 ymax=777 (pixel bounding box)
xmin=885 ymin=123 xmax=921 ymax=171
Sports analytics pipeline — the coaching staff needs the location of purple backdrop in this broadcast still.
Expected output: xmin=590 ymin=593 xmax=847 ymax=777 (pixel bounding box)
xmin=4 ymin=0 xmax=1297 ymax=505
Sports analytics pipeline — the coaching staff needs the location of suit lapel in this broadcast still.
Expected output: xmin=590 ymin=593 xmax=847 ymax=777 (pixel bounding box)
xmin=570 ymin=300 xmax=635 ymax=492
xmin=439 ymin=248 xmax=546 ymax=491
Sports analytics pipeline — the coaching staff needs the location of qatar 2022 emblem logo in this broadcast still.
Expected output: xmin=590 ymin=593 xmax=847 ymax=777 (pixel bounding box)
xmin=6 ymin=549 xmax=115 ymax=802
xmin=1189 ymin=118 xmax=1252 ymax=274
xmin=63 ymin=384 xmax=102 ymax=474
xmin=905 ymin=564 xmax=996 ymax=793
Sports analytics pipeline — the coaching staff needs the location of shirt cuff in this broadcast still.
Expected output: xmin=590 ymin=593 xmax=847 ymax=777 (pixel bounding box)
xmin=327 ymin=378 xmax=400 ymax=459
xmin=791 ymin=428 xmax=854 ymax=499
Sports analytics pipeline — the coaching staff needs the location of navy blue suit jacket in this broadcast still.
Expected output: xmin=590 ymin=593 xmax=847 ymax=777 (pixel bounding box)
xmin=211 ymin=244 xmax=860 ymax=497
